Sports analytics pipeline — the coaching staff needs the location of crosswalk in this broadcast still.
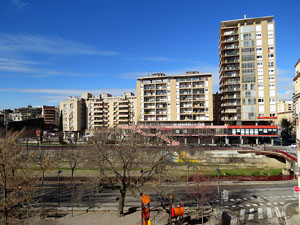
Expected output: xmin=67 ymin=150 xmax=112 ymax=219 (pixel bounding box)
xmin=230 ymin=206 xmax=285 ymax=224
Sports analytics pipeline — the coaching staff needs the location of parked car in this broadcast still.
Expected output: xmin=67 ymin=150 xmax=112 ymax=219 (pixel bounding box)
xmin=290 ymin=143 xmax=297 ymax=148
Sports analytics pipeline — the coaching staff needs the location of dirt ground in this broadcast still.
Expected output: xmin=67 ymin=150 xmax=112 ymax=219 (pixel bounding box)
xmin=29 ymin=210 xmax=217 ymax=225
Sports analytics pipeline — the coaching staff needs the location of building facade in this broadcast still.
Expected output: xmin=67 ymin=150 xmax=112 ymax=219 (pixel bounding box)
xmin=293 ymin=59 xmax=300 ymax=143
xmin=60 ymin=92 xmax=137 ymax=136
xmin=276 ymin=99 xmax=293 ymax=125
xmin=42 ymin=105 xmax=57 ymax=125
xmin=219 ymin=15 xmax=277 ymax=125
xmin=136 ymin=71 xmax=213 ymax=126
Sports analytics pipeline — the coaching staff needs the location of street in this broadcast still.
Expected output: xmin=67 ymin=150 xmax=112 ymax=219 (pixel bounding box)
xmin=34 ymin=181 xmax=298 ymax=224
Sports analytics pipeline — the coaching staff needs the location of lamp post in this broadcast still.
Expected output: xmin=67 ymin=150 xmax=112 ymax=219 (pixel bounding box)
xmin=57 ymin=170 xmax=62 ymax=208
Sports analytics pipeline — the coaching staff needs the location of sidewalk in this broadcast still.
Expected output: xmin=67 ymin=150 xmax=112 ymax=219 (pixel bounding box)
xmin=285 ymin=202 xmax=300 ymax=225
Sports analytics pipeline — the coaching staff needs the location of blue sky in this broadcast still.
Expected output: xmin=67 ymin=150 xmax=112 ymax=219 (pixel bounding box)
xmin=0 ymin=0 xmax=299 ymax=109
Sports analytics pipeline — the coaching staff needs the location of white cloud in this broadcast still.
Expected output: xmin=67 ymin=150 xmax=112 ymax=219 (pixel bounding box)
xmin=0 ymin=88 xmax=136 ymax=97
xmin=0 ymin=57 xmax=99 ymax=77
xmin=9 ymin=0 xmax=28 ymax=9
xmin=0 ymin=33 xmax=118 ymax=56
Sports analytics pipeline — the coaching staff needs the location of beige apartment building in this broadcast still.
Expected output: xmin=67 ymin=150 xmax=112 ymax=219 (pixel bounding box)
xmin=219 ymin=15 xmax=277 ymax=125
xmin=60 ymin=97 xmax=86 ymax=133
xmin=276 ymin=99 xmax=293 ymax=125
xmin=136 ymin=71 xmax=213 ymax=126
xmin=60 ymin=92 xmax=137 ymax=136
xmin=293 ymin=59 xmax=300 ymax=143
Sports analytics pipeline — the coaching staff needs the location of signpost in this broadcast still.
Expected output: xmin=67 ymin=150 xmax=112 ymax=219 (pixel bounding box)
xmin=141 ymin=194 xmax=151 ymax=225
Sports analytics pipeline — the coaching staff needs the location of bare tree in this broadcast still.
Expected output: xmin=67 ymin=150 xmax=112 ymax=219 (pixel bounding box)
xmin=186 ymin=173 xmax=216 ymax=225
xmin=31 ymin=149 xmax=54 ymax=187
xmin=64 ymin=149 xmax=82 ymax=216
xmin=89 ymin=128 xmax=170 ymax=216
xmin=0 ymin=131 xmax=36 ymax=225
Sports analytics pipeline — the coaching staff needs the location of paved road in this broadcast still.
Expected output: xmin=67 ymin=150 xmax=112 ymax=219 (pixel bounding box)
xmin=214 ymin=184 xmax=298 ymax=225
xmin=36 ymin=182 xmax=298 ymax=224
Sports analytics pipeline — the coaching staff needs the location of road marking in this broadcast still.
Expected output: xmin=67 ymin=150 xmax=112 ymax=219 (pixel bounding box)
xmin=273 ymin=202 xmax=278 ymax=205
xmin=282 ymin=208 xmax=286 ymax=217
xmin=225 ymin=206 xmax=229 ymax=208
xmin=262 ymin=196 xmax=268 ymax=199
xmin=230 ymin=199 xmax=234 ymax=201
xmin=246 ymin=204 xmax=251 ymax=207
xmin=252 ymin=203 xmax=258 ymax=207
xmin=237 ymin=198 xmax=242 ymax=201
xmin=279 ymin=202 xmax=285 ymax=205
xmin=258 ymin=207 xmax=263 ymax=219
xmin=230 ymin=217 xmax=237 ymax=225
xmin=238 ymin=205 xmax=243 ymax=208
xmin=243 ymin=198 xmax=247 ymax=200
xmin=240 ymin=209 xmax=245 ymax=221
xmin=232 ymin=205 xmax=236 ymax=208
xmin=250 ymin=197 xmax=254 ymax=200
xmin=248 ymin=208 xmax=254 ymax=220
xmin=259 ymin=203 xmax=264 ymax=206
xmin=267 ymin=207 xmax=272 ymax=219
xmin=275 ymin=207 xmax=281 ymax=217
xmin=281 ymin=196 xmax=286 ymax=198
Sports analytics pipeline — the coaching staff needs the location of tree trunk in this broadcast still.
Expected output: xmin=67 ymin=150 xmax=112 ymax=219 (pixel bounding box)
xmin=201 ymin=206 xmax=204 ymax=225
xmin=41 ymin=170 xmax=45 ymax=187
xmin=118 ymin=190 xmax=126 ymax=216
xmin=71 ymin=168 xmax=74 ymax=217
xmin=187 ymin=166 xmax=189 ymax=184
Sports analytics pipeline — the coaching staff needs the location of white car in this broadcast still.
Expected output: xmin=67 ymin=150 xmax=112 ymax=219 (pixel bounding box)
xmin=290 ymin=143 xmax=297 ymax=148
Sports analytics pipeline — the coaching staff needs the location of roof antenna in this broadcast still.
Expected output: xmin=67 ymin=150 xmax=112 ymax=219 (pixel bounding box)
xmin=244 ymin=13 xmax=247 ymax=19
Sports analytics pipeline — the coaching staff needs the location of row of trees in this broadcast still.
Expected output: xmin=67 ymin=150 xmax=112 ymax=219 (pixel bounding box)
xmin=0 ymin=128 xmax=216 ymax=224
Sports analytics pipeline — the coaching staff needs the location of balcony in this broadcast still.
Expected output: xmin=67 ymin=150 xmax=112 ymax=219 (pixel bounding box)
xmin=221 ymin=37 xmax=238 ymax=43
xmin=221 ymin=30 xmax=238 ymax=36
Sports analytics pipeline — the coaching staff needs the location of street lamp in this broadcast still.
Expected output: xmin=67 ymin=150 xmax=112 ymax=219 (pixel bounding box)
xmin=57 ymin=170 xmax=62 ymax=208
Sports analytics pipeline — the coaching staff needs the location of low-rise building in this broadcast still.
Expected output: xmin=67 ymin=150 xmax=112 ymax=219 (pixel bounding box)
xmin=277 ymin=99 xmax=293 ymax=125
xmin=42 ymin=105 xmax=57 ymax=125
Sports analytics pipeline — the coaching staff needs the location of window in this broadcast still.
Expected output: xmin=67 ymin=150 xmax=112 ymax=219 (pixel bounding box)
xmin=258 ymin=76 xmax=263 ymax=82
xmin=258 ymin=84 xmax=264 ymax=89
xmin=258 ymin=69 xmax=263 ymax=75
xmin=268 ymin=46 xmax=274 ymax=52
xmin=269 ymin=62 xmax=274 ymax=67
xmin=256 ymin=25 xmax=262 ymax=32
xmin=268 ymin=24 xmax=274 ymax=31
xmin=268 ymin=38 xmax=274 ymax=45
xmin=256 ymin=39 xmax=262 ymax=46
xmin=257 ymin=55 xmax=263 ymax=60
xmin=258 ymin=98 xmax=264 ymax=103
xmin=269 ymin=84 xmax=275 ymax=89
xmin=269 ymin=69 xmax=275 ymax=74
xmin=269 ymin=98 xmax=276 ymax=103
xmin=269 ymin=76 xmax=275 ymax=82
xmin=268 ymin=54 xmax=274 ymax=59
xmin=256 ymin=33 xmax=262 ymax=39
xmin=257 ymin=62 xmax=263 ymax=67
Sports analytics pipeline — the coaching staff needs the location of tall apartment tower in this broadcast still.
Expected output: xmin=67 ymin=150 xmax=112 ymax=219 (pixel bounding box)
xmin=136 ymin=71 xmax=213 ymax=126
xmin=219 ymin=15 xmax=277 ymax=125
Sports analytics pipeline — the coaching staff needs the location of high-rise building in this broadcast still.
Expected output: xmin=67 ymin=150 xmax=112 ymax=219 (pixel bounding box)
xmin=219 ymin=15 xmax=277 ymax=125
xmin=136 ymin=71 xmax=213 ymax=126
xmin=276 ymin=99 xmax=293 ymax=125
